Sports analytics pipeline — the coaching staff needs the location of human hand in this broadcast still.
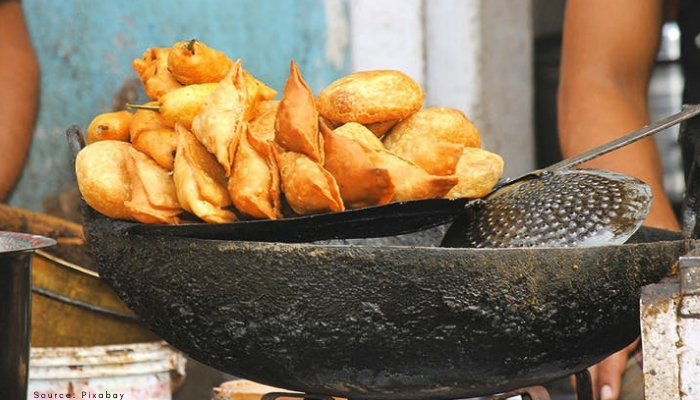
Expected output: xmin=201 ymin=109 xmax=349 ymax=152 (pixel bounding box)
xmin=571 ymin=338 xmax=639 ymax=400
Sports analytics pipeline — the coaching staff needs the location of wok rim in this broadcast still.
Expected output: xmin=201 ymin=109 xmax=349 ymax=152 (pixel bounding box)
xmin=95 ymin=213 xmax=690 ymax=251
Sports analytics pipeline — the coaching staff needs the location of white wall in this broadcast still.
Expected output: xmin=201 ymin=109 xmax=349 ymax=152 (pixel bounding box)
xmin=348 ymin=0 xmax=535 ymax=176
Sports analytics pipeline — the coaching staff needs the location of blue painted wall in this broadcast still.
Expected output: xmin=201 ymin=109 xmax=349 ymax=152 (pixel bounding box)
xmin=10 ymin=0 xmax=349 ymax=212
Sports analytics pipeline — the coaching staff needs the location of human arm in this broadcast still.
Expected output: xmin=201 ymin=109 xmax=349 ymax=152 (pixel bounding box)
xmin=558 ymin=0 xmax=676 ymax=231
xmin=558 ymin=1 xmax=674 ymax=399
xmin=0 ymin=0 xmax=39 ymax=201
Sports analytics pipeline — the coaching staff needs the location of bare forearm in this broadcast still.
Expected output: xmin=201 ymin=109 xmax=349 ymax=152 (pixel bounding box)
xmin=0 ymin=1 xmax=39 ymax=201
xmin=558 ymin=0 xmax=677 ymax=231
xmin=559 ymin=78 xmax=677 ymax=230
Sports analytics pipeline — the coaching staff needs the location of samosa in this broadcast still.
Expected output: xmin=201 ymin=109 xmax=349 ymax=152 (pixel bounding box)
xmin=191 ymin=60 xmax=248 ymax=176
xmin=273 ymin=143 xmax=344 ymax=215
xmin=173 ymin=124 xmax=237 ymax=223
xmin=228 ymin=125 xmax=281 ymax=219
xmin=275 ymin=60 xmax=322 ymax=163
xmin=322 ymin=123 xmax=394 ymax=209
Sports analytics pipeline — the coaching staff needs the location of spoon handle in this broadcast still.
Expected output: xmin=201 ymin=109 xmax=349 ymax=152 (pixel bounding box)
xmin=547 ymin=103 xmax=700 ymax=171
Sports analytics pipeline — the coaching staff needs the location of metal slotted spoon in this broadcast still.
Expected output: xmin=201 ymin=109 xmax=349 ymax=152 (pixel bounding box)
xmin=442 ymin=104 xmax=700 ymax=248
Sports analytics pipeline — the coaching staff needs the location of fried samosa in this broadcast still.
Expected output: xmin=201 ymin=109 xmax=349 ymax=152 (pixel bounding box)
xmin=191 ymin=60 xmax=249 ymax=176
xmin=316 ymin=70 xmax=424 ymax=136
xmin=130 ymin=104 xmax=177 ymax=170
xmin=374 ymin=150 xmax=459 ymax=202
xmin=249 ymin=100 xmax=279 ymax=143
xmin=228 ymin=125 xmax=281 ymax=219
xmin=86 ymin=111 xmax=133 ymax=144
xmin=273 ymin=143 xmax=344 ymax=215
xmin=123 ymin=147 xmax=182 ymax=224
xmin=173 ymin=124 xmax=237 ymax=223
xmin=132 ymin=47 xmax=183 ymax=100
xmin=446 ymin=148 xmax=504 ymax=199
xmin=275 ymin=60 xmax=322 ymax=163
xmin=168 ymin=39 xmax=233 ymax=85
xmin=242 ymin=71 xmax=278 ymax=118
xmin=322 ymin=123 xmax=394 ymax=209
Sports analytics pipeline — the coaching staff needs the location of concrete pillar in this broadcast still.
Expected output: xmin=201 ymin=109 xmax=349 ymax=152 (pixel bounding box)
xmin=641 ymin=249 xmax=700 ymax=400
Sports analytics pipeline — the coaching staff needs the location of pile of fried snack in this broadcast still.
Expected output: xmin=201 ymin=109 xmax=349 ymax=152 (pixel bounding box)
xmin=75 ymin=39 xmax=504 ymax=224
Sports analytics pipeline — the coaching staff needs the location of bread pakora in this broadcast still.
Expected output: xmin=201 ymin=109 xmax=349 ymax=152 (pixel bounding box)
xmin=383 ymin=107 xmax=482 ymax=175
xmin=446 ymin=148 xmax=504 ymax=199
xmin=75 ymin=141 xmax=134 ymax=220
xmin=316 ymin=70 xmax=424 ymax=133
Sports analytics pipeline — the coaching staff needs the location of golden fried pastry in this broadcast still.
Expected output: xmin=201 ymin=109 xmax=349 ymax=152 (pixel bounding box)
xmin=130 ymin=105 xmax=177 ymax=170
xmin=86 ymin=111 xmax=133 ymax=144
xmin=229 ymin=125 xmax=281 ymax=219
xmin=334 ymin=122 xmax=458 ymax=202
xmin=158 ymin=83 xmax=219 ymax=129
xmin=168 ymin=39 xmax=233 ymax=85
xmin=173 ymin=124 xmax=237 ymax=223
xmin=316 ymin=70 xmax=424 ymax=129
xmin=243 ymin=71 xmax=278 ymax=118
xmin=365 ymin=120 xmax=399 ymax=138
xmin=273 ymin=143 xmax=344 ymax=215
xmin=384 ymin=107 xmax=480 ymax=147
xmin=374 ymin=150 xmax=459 ymax=202
xmin=132 ymin=47 xmax=183 ymax=100
xmin=123 ymin=147 xmax=182 ymax=224
xmin=249 ymin=100 xmax=279 ymax=143
xmin=191 ymin=60 xmax=248 ymax=176
xmin=332 ymin=122 xmax=384 ymax=151
xmin=446 ymin=148 xmax=504 ymax=199
xmin=275 ymin=60 xmax=322 ymax=163
xmin=75 ymin=141 xmax=134 ymax=220
xmin=321 ymin=123 xmax=394 ymax=209
xmin=383 ymin=107 xmax=482 ymax=175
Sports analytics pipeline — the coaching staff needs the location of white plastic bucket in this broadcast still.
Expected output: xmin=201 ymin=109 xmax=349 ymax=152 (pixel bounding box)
xmin=28 ymin=341 xmax=187 ymax=400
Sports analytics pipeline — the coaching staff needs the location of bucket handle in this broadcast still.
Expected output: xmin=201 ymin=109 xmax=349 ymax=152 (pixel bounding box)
xmin=32 ymin=286 xmax=140 ymax=322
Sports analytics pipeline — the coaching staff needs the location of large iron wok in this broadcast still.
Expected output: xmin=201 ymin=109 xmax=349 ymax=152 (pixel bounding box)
xmin=73 ymin=116 xmax=700 ymax=399
xmin=83 ymin=209 xmax=690 ymax=399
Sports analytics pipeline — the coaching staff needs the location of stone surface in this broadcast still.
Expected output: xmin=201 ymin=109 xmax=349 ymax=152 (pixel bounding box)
xmin=642 ymin=281 xmax=700 ymax=400
xmin=641 ymin=283 xmax=681 ymax=400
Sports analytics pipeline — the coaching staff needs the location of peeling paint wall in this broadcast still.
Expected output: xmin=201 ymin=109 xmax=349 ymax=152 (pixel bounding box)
xmin=10 ymin=0 xmax=350 ymax=212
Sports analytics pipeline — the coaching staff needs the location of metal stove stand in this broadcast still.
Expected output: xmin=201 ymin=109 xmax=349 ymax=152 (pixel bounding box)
xmin=256 ymin=370 xmax=594 ymax=400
